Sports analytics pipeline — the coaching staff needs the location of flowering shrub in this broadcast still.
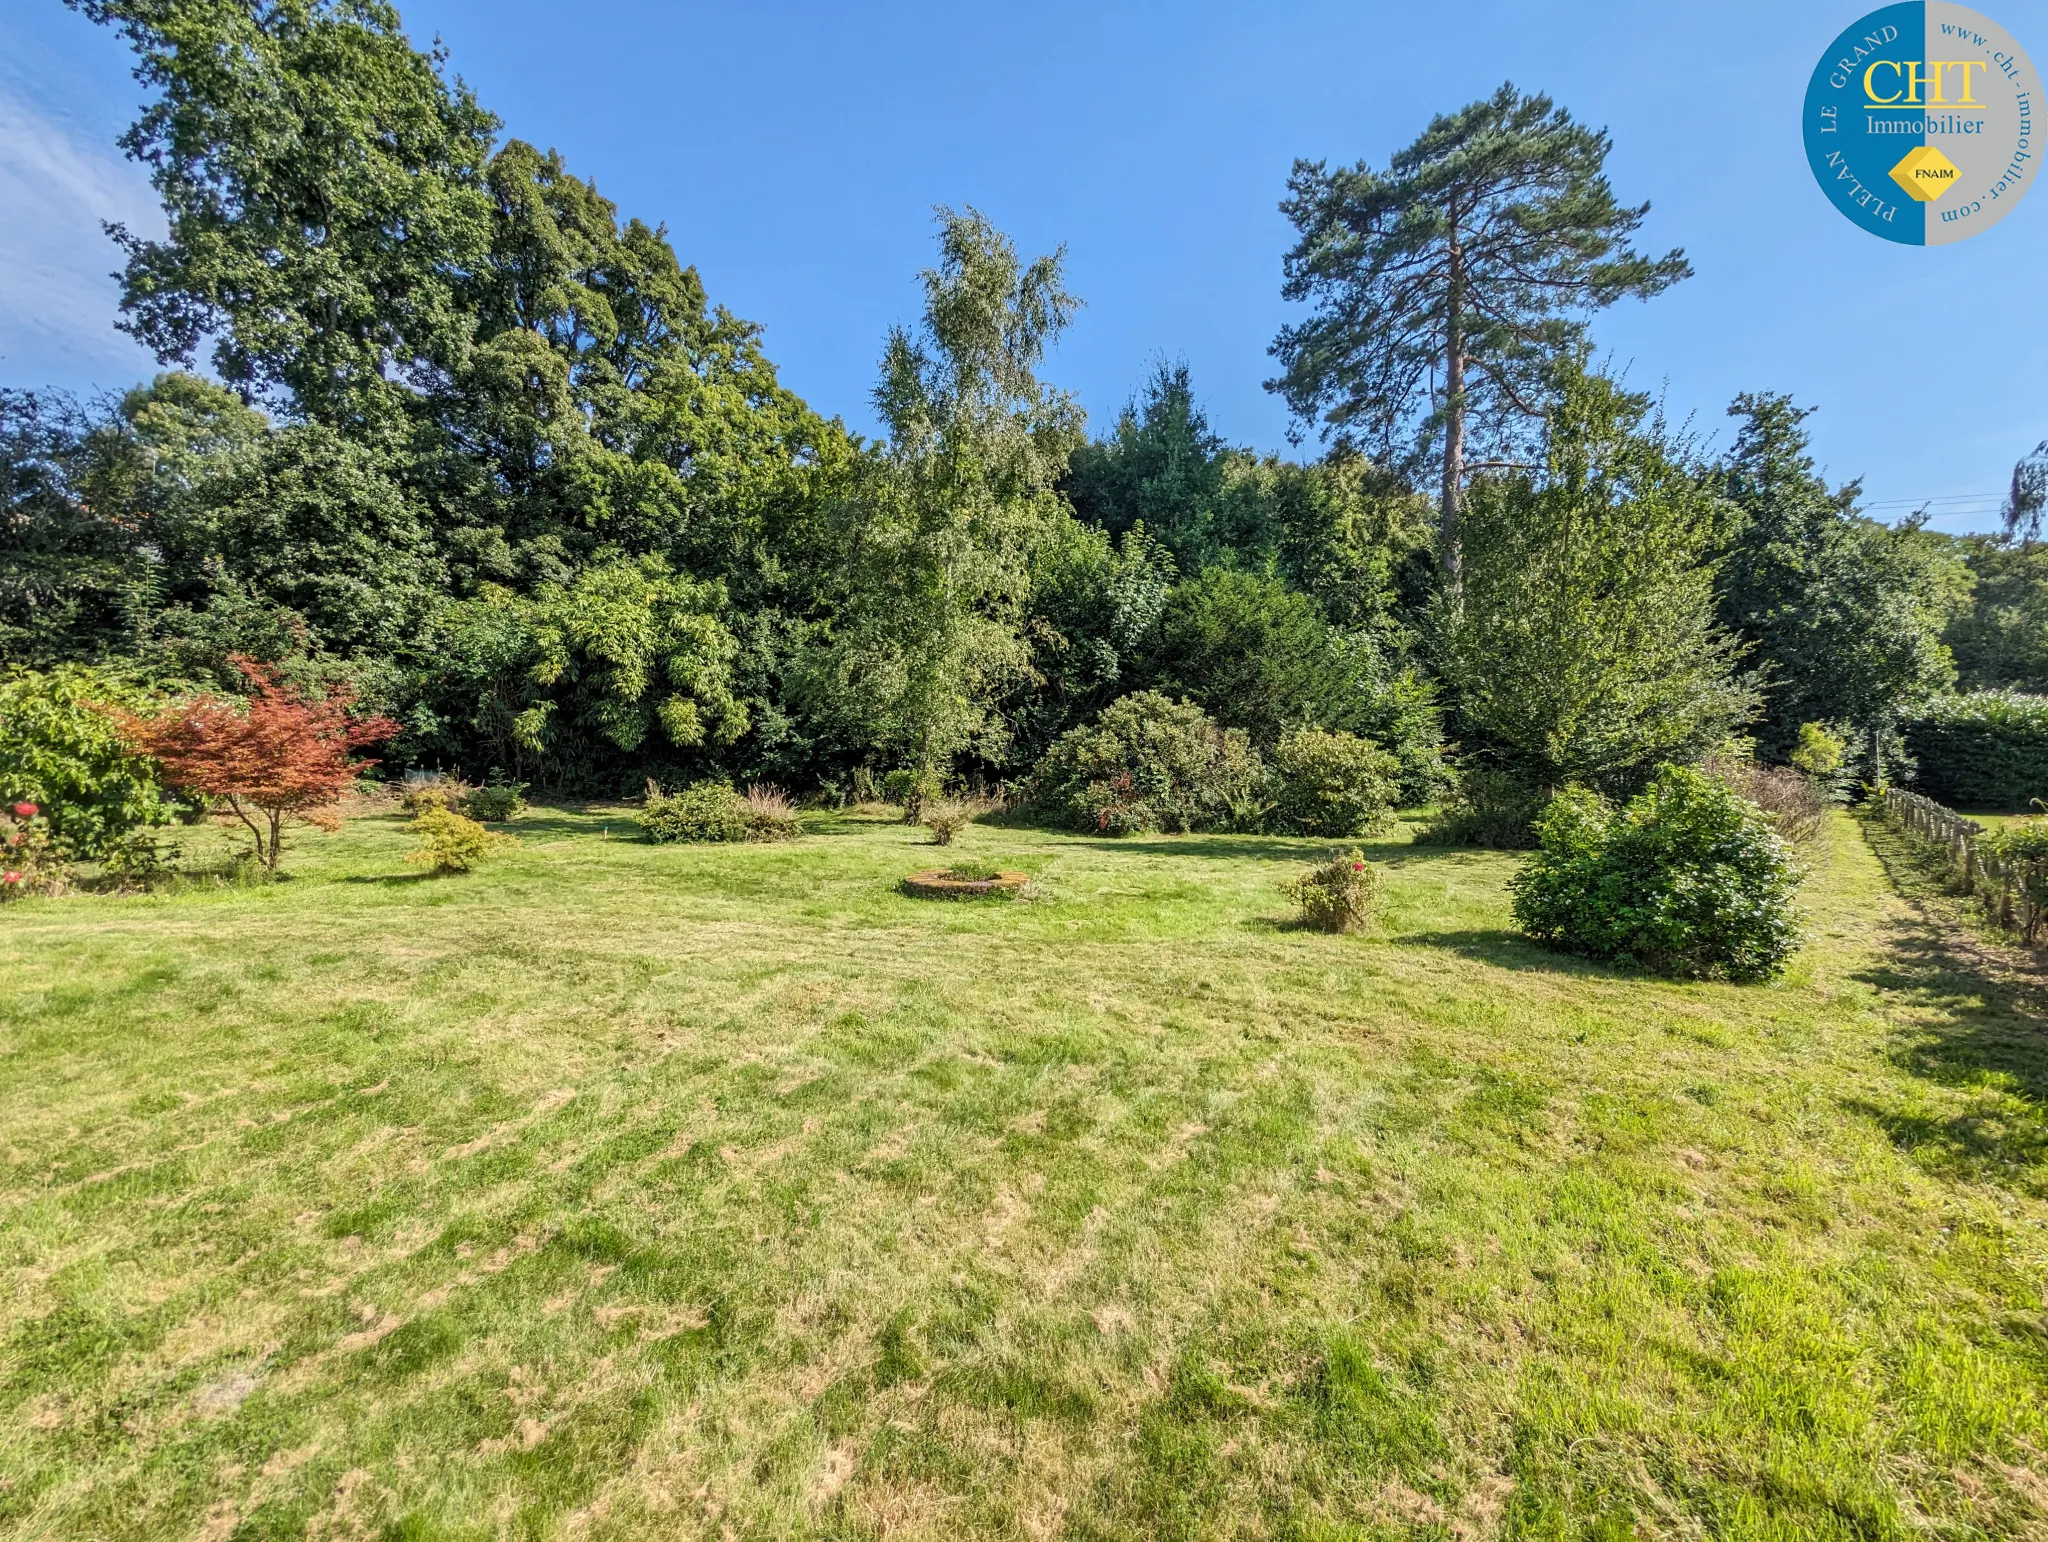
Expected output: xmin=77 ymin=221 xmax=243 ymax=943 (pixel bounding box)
xmin=1031 ymin=692 xmax=1266 ymax=836
xmin=406 ymin=807 xmax=511 ymax=874
xmin=1 ymin=802 xmax=64 ymax=900
xmin=1511 ymin=765 xmax=1800 ymax=981
xmin=1284 ymin=848 xmax=1381 ymax=933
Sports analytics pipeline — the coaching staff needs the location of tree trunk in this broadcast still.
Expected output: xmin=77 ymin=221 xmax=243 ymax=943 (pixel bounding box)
xmin=225 ymin=794 xmax=267 ymax=867
xmin=1440 ymin=222 xmax=1467 ymax=585
xmin=1440 ymin=343 xmax=1465 ymax=582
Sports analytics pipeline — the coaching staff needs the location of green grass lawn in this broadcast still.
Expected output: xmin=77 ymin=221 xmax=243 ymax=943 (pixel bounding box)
xmin=3 ymin=806 xmax=2046 ymax=1541
xmin=1951 ymin=812 xmax=2037 ymax=832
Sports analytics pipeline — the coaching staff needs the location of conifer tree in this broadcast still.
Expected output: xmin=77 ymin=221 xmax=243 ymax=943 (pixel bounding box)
xmin=1269 ymin=84 xmax=1689 ymax=579
xmin=1441 ymin=364 xmax=1753 ymax=795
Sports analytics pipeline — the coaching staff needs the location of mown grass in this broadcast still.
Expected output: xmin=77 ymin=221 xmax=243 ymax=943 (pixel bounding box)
xmin=2 ymin=806 xmax=2046 ymax=1540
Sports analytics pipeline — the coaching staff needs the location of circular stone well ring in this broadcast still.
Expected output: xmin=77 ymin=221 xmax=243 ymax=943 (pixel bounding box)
xmin=900 ymin=869 xmax=1029 ymax=900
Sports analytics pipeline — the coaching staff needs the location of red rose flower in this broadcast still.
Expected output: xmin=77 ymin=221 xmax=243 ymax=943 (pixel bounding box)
xmin=2 ymin=872 xmax=20 ymax=885
xmin=1352 ymin=861 xmax=1364 ymax=870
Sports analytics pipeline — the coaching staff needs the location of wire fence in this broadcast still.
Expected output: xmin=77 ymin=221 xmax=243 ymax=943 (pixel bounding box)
xmin=1878 ymin=786 xmax=2048 ymax=942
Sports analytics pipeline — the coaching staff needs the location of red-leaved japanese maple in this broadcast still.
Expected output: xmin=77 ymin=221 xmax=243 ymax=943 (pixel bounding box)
xmin=122 ymin=657 xmax=399 ymax=870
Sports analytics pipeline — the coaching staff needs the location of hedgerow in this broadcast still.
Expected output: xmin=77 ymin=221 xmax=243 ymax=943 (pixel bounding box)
xmin=1902 ymin=692 xmax=2048 ymax=811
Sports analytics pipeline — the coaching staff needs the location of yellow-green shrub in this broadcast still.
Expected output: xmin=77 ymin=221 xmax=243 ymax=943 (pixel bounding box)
xmin=406 ymin=807 xmax=510 ymax=874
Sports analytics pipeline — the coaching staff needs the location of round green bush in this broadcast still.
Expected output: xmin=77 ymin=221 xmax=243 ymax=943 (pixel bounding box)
xmin=1510 ymin=765 xmax=1800 ymax=982
xmin=1030 ymin=691 xmax=1266 ymax=836
xmin=641 ymin=781 xmax=752 ymax=843
xmin=406 ymin=807 xmax=510 ymax=874
xmin=461 ymin=780 xmax=527 ymax=822
xmin=1269 ymin=727 xmax=1399 ymax=837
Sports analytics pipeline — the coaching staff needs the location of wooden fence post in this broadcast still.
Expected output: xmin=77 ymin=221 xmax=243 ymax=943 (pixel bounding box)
xmin=1880 ymin=784 xmax=1996 ymax=904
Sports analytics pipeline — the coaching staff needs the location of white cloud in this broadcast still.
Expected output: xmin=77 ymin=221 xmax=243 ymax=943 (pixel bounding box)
xmin=0 ymin=82 xmax=164 ymax=387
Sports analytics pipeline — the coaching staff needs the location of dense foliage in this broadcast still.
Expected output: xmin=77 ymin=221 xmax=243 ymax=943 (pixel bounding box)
xmin=1268 ymin=727 xmax=1399 ymax=837
xmin=1945 ymin=537 xmax=2048 ymax=694
xmin=0 ymin=667 xmax=173 ymax=861
xmin=1439 ymin=365 xmax=1755 ymax=829
xmin=1029 ymin=692 xmax=1265 ymax=836
xmin=1901 ymin=692 xmax=2048 ymax=811
xmin=1416 ymin=767 xmax=1551 ymax=850
xmin=639 ymin=780 xmax=801 ymax=843
xmin=1150 ymin=567 xmax=1444 ymax=799
xmin=1511 ymin=765 xmax=1800 ymax=981
xmin=1716 ymin=394 xmax=1967 ymax=769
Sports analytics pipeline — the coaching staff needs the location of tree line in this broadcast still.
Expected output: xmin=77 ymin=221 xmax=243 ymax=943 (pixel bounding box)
xmin=0 ymin=0 xmax=2029 ymax=829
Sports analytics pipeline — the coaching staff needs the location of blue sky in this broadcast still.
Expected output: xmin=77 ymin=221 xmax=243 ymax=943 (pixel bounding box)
xmin=3 ymin=0 xmax=2043 ymax=532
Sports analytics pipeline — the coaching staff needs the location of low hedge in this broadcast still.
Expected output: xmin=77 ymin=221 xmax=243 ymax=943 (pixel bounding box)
xmin=1903 ymin=692 xmax=2048 ymax=811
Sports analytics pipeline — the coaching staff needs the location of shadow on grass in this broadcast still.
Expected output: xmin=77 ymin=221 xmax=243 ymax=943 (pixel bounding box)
xmin=797 ymin=814 xmax=914 ymax=839
xmin=1852 ymin=811 xmax=2048 ymax=1187
xmin=1069 ymin=836 xmax=1322 ymax=863
xmin=1241 ymin=913 xmax=1336 ymax=935
xmin=1394 ymin=927 xmax=1644 ymax=977
xmin=1064 ymin=834 xmax=1496 ymax=864
xmin=339 ymin=872 xmax=438 ymax=886
xmin=499 ymin=813 xmax=634 ymax=839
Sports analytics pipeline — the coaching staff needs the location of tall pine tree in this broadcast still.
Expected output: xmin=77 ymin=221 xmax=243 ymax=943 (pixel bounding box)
xmin=1269 ymin=84 xmax=1688 ymax=579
